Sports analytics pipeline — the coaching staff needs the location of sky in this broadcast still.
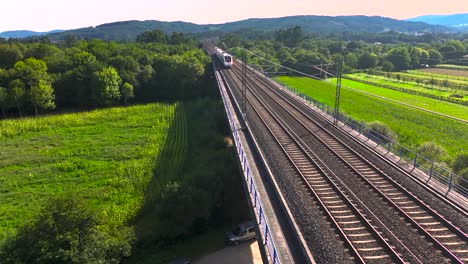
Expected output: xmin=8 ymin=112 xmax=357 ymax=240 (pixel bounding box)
xmin=1 ymin=0 xmax=467 ymax=32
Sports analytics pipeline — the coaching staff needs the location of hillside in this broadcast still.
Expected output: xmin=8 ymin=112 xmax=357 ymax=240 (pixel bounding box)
xmin=0 ymin=30 xmax=64 ymax=39
xmin=406 ymin=13 xmax=468 ymax=31
xmin=46 ymin=15 xmax=451 ymax=41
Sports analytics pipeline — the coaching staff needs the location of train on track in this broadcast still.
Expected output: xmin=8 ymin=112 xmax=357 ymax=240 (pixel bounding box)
xmin=215 ymin=47 xmax=233 ymax=68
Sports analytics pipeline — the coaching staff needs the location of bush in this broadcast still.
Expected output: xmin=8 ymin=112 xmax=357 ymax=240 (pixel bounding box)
xmin=365 ymin=121 xmax=396 ymax=144
xmin=457 ymin=168 xmax=468 ymax=190
xmin=452 ymin=153 xmax=468 ymax=174
xmin=0 ymin=196 xmax=134 ymax=264
xmin=416 ymin=142 xmax=448 ymax=162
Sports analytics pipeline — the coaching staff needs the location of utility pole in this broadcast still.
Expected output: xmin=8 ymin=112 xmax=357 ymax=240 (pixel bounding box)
xmin=334 ymin=49 xmax=344 ymax=125
xmin=241 ymin=47 xmax=247 ymax=124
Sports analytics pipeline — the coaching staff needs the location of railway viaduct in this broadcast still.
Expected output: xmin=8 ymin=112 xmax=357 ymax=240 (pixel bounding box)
xmin=206 ymin=43 xmax=468 ymax=264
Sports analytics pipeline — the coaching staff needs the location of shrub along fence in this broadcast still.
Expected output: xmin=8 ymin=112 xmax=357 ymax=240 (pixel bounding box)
xmin=276 ymin=79 xmax=467 ymax=199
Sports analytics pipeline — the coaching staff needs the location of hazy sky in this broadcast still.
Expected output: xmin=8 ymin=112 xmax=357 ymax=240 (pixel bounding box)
xmin=1 ymin=0 xmax=467 ymax=32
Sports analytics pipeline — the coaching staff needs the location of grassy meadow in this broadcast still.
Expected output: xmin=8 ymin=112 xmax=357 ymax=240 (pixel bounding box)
xmin=0 ymin=103 xmax=178 ymax=243
xmin=332 ymin=77 xmax=468 ymax=119
xmin=275 ymin=76 xmax=468 ymax=158
xmin=346 ymin=73 xmax=468 ymax=102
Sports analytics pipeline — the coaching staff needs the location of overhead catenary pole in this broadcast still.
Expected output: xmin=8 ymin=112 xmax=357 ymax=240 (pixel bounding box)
xmin=334 ymin=49 xmax=344 ymax=125
xmin=241 ymin=47 xmax=247 ymax=124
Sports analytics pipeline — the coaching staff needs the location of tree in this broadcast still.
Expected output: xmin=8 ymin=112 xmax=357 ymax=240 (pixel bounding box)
xmin=358 ymin=52 xmax=378 ymax=69
xmin=221 ymin=33 xmax=241 ymax=48
xmin=386 ymin=47 xmax=411 ymax=71
xmin=0 ymin=196 xmax=133 ymax=264
xmin=9 ymin=80 xmax=25 ymax=117
xmin=382 ymin=60 xmax=395 ymax=72
xmin=136 ymin=29 xmax=167 ymax=43
xmin=121 ymin=82 xmax=134 ymax=105
xmin=0 ymin=44 xmax=23 ymax=68
xmin=91 ymin=67 xmax=122 ymax=106
xmin=428 ymin=49 xmax=442 ymax=65
xmin=344 ymin=53 xmax=358 ymax=69
xmin=30 ymin=80 xmax=55 ymax=116
xmin=13 ymin=58 xmax=50 ymax=88
xmin=275 ymin=26 xmax=303 ymax=47
xmin=0 ymin=87 xmax=7 ymax=118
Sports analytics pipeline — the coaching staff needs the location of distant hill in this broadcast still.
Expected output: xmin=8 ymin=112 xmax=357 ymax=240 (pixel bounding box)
xmin=45 ymin=15 xmax=451 ymax=42
xmin=0 ymin=30 xmax=64 ymax=39
xmin=406 ymin=13 xmax=468 ymax=30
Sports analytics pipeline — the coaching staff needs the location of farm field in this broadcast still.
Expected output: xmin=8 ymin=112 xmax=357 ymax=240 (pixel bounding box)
xmin=409 ymin=69 xmax=468 ymax=80
xmin=345 ymin=73 xmax=468 ymax=104
xmin=434 ymin=64 xmax=468 ymax=72
xmin=275 ymin=76 xmax=468 ymax=158
xmin=0 ymin=103 xmax=179 ymax=243
xmin=330 ymin=78 xmax=468 ymax=120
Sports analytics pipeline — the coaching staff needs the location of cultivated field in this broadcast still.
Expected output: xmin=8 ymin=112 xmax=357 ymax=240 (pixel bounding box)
xmin=409 ymin=69 xmax=468 ymax=80
xmin=345 ymin=73 xmax=468 ymax=104
xmin=434 ymin=64 xmax=468 ymax=72
xmin=275 ymin=76 xmax=468 ymax=158
xmin=0 ymin=103 xmax=178 ymax=242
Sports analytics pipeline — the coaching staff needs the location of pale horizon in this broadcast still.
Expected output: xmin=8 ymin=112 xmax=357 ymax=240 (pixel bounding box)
xmin=1 ymin=0 xmax=467 ymax=32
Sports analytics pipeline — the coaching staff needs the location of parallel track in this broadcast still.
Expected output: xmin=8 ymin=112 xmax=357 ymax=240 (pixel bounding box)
xmin=220 ymin=63 xmax=407 ymax=263
xmin=228 ymin=62 xmax=467 ymax=263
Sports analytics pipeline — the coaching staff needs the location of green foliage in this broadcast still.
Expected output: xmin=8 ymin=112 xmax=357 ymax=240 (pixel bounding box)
xmin=0 ymin=196 xmax=134 ymax=264
xmin=0 ymin=103 xmax=176 ymax=244
xmin=458 ymin=168 xmax=468 ymax=189
xmin=0 ymin=87 xmax=7 ymax=117
xmin=275 ymin=26 xmax=304 ymax=47
xmin=136 ymin=29 xmax=167 ymax=43
xmin=0 ymin=44 xmax=23 ymax=68
xmin=452 ymin=153 xmax=468 ymax=174
xmin=30 ymin=80 xmax=55 ymax=115
xmin=365 ymin=121 xmax=397 ymax=144
xmin=276 ymin=76 xmax=467 ymax=158
xmin=386 ymin=47 xmax=411 ymax=71
xmin=416 ymin=142 xmax=448 ymax=162
xmin=91 ymin=67 xmax=122 ymax=106
xmin=382 ymin=60 xmax=395 ymax=72
xmin=121 ymin=82 xmax=135 ymax=105
xmin=358 ymin=52 xmax=378 ymax=69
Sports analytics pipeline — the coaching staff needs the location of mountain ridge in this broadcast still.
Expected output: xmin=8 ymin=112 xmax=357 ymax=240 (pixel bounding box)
xmin=2 ymin=15 xmax=454 ymax=41
xmin=0 ymin=30 xmax=64 ymax=39
xmin=406 ymin=13 xmax=468 ymax=29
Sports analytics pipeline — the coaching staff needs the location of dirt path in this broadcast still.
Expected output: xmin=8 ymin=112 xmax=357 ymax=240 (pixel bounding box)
xmin=194 ymin=240 xmax=262 ymax=264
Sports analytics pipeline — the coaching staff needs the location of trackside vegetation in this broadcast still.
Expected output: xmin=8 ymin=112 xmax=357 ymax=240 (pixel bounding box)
xmin=0 ymin=103 xmax=176 ymax=261
xmin=275 ymin=76 xmax=468 ymax=162
xmin=0 ymin=30 xmax=248 ymax=263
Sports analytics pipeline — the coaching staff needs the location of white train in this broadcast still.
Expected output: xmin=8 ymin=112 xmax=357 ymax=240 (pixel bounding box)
xmin=215 ymin=47 xmax=233 ymax=68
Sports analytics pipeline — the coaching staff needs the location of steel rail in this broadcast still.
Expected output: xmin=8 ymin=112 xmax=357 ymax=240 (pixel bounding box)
xmin=224 ymin=66 xmax=407 ymax=263
xmin=237 ymin=63 xmax=468 ymax=263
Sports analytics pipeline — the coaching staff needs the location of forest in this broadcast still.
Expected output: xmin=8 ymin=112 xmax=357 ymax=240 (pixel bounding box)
xmin=220 ymin=26 xmax=468 ymax=75
xmin=0 ymin=30 xmax=248 ymax=263
xmin=0 ymin=31 xmax=208 ymax=118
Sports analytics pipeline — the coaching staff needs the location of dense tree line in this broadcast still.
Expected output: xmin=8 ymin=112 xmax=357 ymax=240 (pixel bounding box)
xmin=0 ymin=31 xmax=209 ymax=118
xmin=220 ymin=27 xmax=467 ymax=75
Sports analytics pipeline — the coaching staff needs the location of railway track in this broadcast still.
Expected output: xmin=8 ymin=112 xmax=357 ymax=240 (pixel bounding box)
xmin=220 ymin=63 xmax=407 ymax=263
xmin=210 ymin=49 xmax=468 ymax=262
xmin=232 ymin=63 xmax=468 ymax=263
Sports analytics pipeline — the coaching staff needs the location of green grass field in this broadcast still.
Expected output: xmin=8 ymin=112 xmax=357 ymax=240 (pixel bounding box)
xmin=346 ymin=73 xmax=468 ymax=104
xmin=408 ymin=69 xmax=468 ymax=81
xmin=436 ymin=64 xmax=468 ymax=71
xmin=276 ymin=76 xmax=468 ymax=158
xmin=0 ymin=103 xmax=179 ymax=242
xmin=331 ymin=77 xmax=468 ymax=120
